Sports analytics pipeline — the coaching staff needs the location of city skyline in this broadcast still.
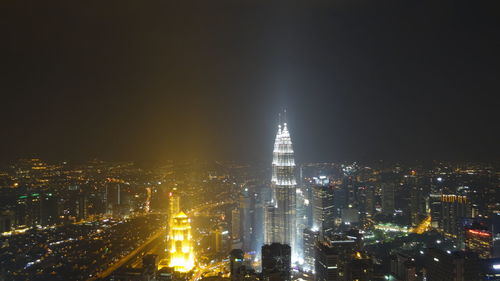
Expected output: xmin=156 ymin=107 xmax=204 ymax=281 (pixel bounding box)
xmin=1 ymin=1 xmax=499 ymax=281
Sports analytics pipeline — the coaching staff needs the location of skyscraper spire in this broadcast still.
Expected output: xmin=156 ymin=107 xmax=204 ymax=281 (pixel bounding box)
xmin=267 ymin=110 xmax=298 ymax=261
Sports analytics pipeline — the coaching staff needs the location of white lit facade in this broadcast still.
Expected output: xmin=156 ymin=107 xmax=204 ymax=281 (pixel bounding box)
xmin=267 ymin=120 xmax=299 ymax=262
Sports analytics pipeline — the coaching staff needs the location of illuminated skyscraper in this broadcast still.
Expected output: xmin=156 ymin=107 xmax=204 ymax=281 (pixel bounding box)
xmin=168 ymin=212 xmax=194 ymax=272
xmin=267 ymin=115 xmax=299 ymax=261
xmin=168 ymin=190 xmax=180 ymax=231
xmin=312 ymin=184 xmax=335 ymax=236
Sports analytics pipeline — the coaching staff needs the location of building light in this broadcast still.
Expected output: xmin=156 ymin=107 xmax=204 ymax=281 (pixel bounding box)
xmin=434 ymin=258 xmax=439 ymax=262
xmin=493 ymin=264 xmax=500 ymax=270
xmin=468 ymin=229 xmax=491 ymax=237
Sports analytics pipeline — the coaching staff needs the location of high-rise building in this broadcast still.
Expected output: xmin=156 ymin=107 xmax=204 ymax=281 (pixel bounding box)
xmin=311 ymin=184 xmax=335 ymax=236
xmin=429 ymin=194 xmax=442 ymax=229
xmin=261 ymin=243 xmax=291 ymax=281
xmin=231 ymin=208 xmax=240 ymax=241
xmin=390 ymin=252 xmax=417 ymax=281
xmin=267 ymin=119 xmax=298 ymax=260
xmin=381 ymin=182 xmax=396 ymax=216
xmin=296 ymin=186 xmax=308 ymax=260
xmin=40 ymin=193 xmax=58 ymax=226
xmin=230 ymin=249 xmax=244 ymax=281
xmin=303 ymin=228 xmax=319 ymax=272
xmin=211 ymin=226 xmax=223 ymax=253
xmin=168 ymin=190 xmax=180 ymax=231
xmin=360 ymin=185 xmax=375 ymax=218
xmin=240 ymin=187 xmax=252 ymax=251
xmin=314 ymin=237 xmax=357 ymax=281
xmin=344 ymin=252 xmax=373 ymax=281
xmin=407 ymin=172 xmax=427 ymax=227
xmin=265 ymin=204 xmax=277 ymax=244
xmin=251 ymin=184 xmax=269 ymax=256
xmin=439 ymin=195 xmax=470 ymax=248
xmin=168 ymin=212 xmax=194 ymax=272
xmin=465 ymin=227 xmax=493 ymax=259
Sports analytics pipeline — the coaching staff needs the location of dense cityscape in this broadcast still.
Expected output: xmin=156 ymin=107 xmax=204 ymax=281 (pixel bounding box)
xmin=2 ymin=1 xmax=499 ymax=280
xmin=1 ymin=119 xmax=499 ymax=280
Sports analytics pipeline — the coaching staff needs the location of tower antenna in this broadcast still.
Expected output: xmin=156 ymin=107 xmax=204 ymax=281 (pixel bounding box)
xmin=283 ymin=108 xmax=287 ymax=124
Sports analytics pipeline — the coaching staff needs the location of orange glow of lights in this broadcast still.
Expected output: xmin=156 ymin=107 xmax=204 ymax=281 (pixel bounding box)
xmin=467 ymin=229 xmax=491 ymax=237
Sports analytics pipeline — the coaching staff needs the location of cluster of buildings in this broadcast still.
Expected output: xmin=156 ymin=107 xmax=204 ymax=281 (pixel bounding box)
xmin=225 ymin=116 xmax=499 ymax=281
xmin=1 ymin=115 xmax=499 ymax=281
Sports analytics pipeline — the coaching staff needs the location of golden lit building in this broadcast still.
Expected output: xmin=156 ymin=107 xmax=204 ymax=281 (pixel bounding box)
xmin=168 ymin=190 xmax=180 ymax=233
xmin=169 ymin=211 xmax=194 ymax=272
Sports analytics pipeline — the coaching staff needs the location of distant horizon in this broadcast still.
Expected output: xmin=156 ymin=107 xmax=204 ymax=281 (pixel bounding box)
xmin=2 ymin=1 xmax=498 ymax=163
xmin=1 ymin=156 xmax=497 ymax=167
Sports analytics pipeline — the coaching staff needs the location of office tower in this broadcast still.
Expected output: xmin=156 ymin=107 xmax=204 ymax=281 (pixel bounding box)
xmin=240 ymin=187 xmax=252 ymax=251
xmin=343 ymin=176 xmax=357 ymax=209
xmin=465 ymin=228 xmax=493 ymax=259
xmin=311 ymin=184 xmax=335 ymax=236
xmin=105 ymin=182 xmax=122 ymax=215
xmin=362 ymin=185 xmax=375 ymax=217
xmin=425 ymin=248 xmax=480 ymax=281
xmin=333 ymin=186 xmax=346 ymax=218
xmin=231 ymin=208 xmax=241 ymax=240
xmin=439 ymin=195 xmax=470 ymax=248
xmin=265 ymin=204 xmax=277 ymax=244
xmin=296 ymin=186 xmax=308 ymax=260
xmin=314 ymin=237 xmax=357 ymax=281
xmin=168 ymin=190 xmax=180 ymax=230
xmin=303 ymin=185 xmax=313 ymax=228
xmin=168 ymin=212 xmax=194 ymax=272
xmin=381 ymin=182 xmax=395 ymax=216
xmin=261 ymin=243 xmax=291 ymax=281
xmin=230 ymin=249 xmax=244 ymax=281
xmin=251 ymin=184 xmax=268 ymax=256
xmin=40 ymin=193 xmax=58 ymax=226
xmin=407 ymin=172 xmax=426 ymax=227
xmin=390 ymin=252 xmax=417 ymax=281
xmin=344 ymin=252 xmax=373 ymax=281
xmin=211 ymin=226 xmax=223 ymax=253
xmin=76 ymin=192 xmax=87 ymax=221
xmin=429 ymin=194 xmax=442 ymax=229
xmin=303 ymin=228 xmax=319 ymax=272
xmin=267 ymin=119 xmax=298 ymax=260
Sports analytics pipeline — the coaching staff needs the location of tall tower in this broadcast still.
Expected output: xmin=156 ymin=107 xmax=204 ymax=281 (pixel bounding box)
xmin=169 ymin=211 xmax=195 ymax=272
xmin=267 ymin=113 xmax=298 ymax=261
xmin=168 ymin=190 xmax=180 ymax=241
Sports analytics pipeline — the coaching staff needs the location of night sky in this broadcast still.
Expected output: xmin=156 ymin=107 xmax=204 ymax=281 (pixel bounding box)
xmin=1 ymin=0 xmax=499 ymax=163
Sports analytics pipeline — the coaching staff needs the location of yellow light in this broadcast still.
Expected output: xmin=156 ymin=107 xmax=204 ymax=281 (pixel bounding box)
xmin=168 ymin=211 xmax=195 ymax=272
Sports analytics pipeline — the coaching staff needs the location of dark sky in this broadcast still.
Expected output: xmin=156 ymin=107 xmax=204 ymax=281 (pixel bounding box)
xmin=1 ymin=0 xmax=499 ymax=163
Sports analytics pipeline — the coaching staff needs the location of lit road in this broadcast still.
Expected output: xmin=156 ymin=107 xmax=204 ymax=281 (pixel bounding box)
xmin=190 ymin=260 xmax=228 ymax=281
xmin=187 ymin=200 xmax=235 ymax=217
xmin=88 ymin=228 xmax=165 ymax=281
xmin=410 ymin=215 xmax=431 ymax=234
